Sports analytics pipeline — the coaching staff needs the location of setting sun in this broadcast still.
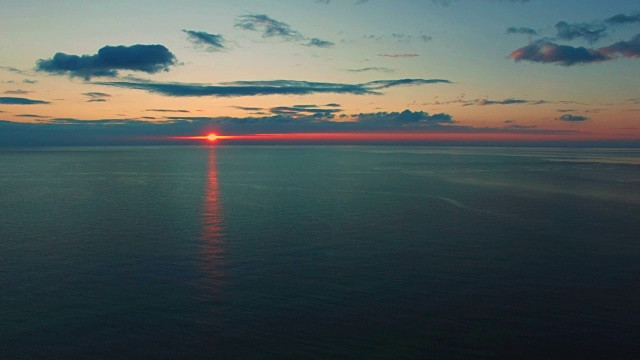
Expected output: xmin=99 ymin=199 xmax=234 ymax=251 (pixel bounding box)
xmin=206 ymin=133 xmax=218 ymax=142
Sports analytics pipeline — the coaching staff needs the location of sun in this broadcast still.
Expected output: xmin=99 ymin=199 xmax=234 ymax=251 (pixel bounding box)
xmin=206 ymin=133 xmax=218 ymax=142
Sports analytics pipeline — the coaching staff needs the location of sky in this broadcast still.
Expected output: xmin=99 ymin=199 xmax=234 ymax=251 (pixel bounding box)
xmin=1 ymin=0 xmax=639 ymax=145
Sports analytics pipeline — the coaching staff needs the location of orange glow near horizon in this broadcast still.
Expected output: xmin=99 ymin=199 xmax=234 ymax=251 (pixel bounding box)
xmin=167 ymin=131 xmax=632 ymax=143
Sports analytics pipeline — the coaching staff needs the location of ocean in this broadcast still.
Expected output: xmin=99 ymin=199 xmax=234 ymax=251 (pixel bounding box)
xmin=1 ymin=146 xmax=639 ymax=359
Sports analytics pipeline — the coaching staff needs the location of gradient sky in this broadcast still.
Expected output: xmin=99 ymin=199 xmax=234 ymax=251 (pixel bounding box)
xmin=1 ymin=0 xmax=639 ymax=145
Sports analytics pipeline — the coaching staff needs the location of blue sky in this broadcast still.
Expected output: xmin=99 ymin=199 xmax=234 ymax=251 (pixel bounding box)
xmin=1 ymin=0 xmax=639 ymax=144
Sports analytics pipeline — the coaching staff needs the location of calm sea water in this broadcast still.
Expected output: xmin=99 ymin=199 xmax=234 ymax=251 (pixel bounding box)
xmin=1 ymin=146 xmax=639 ymax=359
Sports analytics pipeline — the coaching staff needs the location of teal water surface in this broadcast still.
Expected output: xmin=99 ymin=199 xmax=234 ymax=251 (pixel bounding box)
xmin=1 ymin=146 xmax=639 ymax=359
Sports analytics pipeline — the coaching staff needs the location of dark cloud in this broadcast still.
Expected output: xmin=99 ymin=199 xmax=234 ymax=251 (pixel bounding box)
xmin=557 ymin=114 xmax=589 ymax=122
xmin=605 ymin=13 xmax=640 ymax=25
xmin=510 ymin=41 xmax=609 ymax=66
xmin=511 ymin=32 xmax=640 ymax=66
xmin=83 ymin=92 xmax=111 ymax=102
xmin=35 ymin=44 xmax=178 ymax=80
xmin=0 ymin=96 xmax=50 ymax=105
xmin=4 ymin=89 xmax=33 ymax=95
xmin=22 ymin=79 xmax=38 ymax=84
xmin=600 ymin=33 xmax=640 ymax=58
xmin=94 ymin=78 xmax=451 ymax=97
xmin=344 ymin=67 xmax=395 ymax=73
xmin=324 ymin=103 xmax=341 ymax=107
xmin=555 ymin=21 xmax=607 ymax=44
xmin=306 ymin=38 xmax=335 ymax=48
xmin=506 ymin=26 xmax=538 ymax=36
xmin=378 ymin=53 xmax=419 ymax=58
xmin=183 ymin=30 xmax=227 ymax=52
xmin=419 ymin=35 xmax=433 ymax=42
xmin=145 ymin=109 xmax=190 ymax=113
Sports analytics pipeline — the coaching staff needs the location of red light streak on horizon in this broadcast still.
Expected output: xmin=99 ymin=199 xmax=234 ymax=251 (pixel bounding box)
xmin=168 ymin=131 xmax=620 ymax=143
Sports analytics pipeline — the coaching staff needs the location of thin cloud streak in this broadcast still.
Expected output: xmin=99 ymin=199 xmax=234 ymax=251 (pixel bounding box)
xmin=94 ymin=78 xmax=451 ymax=97
xmin=0 ymin=96 xmax=50 ymax=105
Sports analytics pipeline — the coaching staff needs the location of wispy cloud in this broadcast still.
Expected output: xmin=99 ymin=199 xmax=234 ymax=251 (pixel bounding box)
xmin=344 ymin=67 xmax=395 ymax=73
xmin=605 ymin=13 xmax=640 ymax=25
xmin=94 ymin=78 xmax=451 ymax=97
xmin=0 ymin=66 xmax=32 ymax=76
xmin=599 ymin=34 xmax=640 ymax=58
xmin=269 ymin=105 xmax=342 ymax=116
xmin=83 ymin=92 xmax=111 ymax=102
xmin=231 ymin=106 xmax=265 ymax=111
xmin=433 ymin=0 xmax=531 ymax=5
xmin=235 ymin=14 xmax=334 ymax=48
xmin=183 ymin=30 xmax=228 ymax=52
xmin=4 ymin=89 xmax=33 ymax=95
xmin=16 ymin=114 xmax=51 ymax=118
xmin=235 ymin=14 xmax=304 ymax=41
xmin=35 ymin=44 xmax=178 ymax=79
xmin=145 ymin=109 xmax=190 ymax=113
xmin=557 ymin=114 xmax=589 ymax=122
xmin=506 ymin=26 xmax=538 ymax=36
xmin=555 ymin=21 xmax=607 ymax=44
xmin=315 ymin=0 xmax=370 ymax=4
xmin=0 ymin=96 xmax=50 ymax=105
xmin=378 ymin=53 xmax=419 ymax=58
xmin=306 ymin=38 xmax=335 ymax=48
xmin=474 ymin=98 xmax=529 ymax=106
